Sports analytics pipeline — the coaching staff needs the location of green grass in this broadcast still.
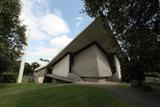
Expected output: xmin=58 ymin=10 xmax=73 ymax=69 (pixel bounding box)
xmin=0 ymin=84 xmax=129 ymax=107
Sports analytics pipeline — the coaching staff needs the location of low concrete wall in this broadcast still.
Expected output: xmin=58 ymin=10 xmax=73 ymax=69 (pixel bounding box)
xmin=68 ymin=73 xmax=82 ymax=82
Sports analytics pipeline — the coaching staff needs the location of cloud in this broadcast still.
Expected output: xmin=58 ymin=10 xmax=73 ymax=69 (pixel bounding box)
xmin=50 ymin=35 xmax=73 ymax=47
xmin=53 ymin=10 xmax=63 ymax=17
xmin=28 ymin=46 xmax=59 ymax=61
xmin=75 ymin=17 xmax=83 ymax=27
xmin=20 ymin=0 xmax=69 ymax=40
xmin=35 ymin=0 xmax=48 ymax=4
xmin=20 ymin=0 xmax=72 ymax=63
xmin=40 ymin=14 xmax=69 ymax=36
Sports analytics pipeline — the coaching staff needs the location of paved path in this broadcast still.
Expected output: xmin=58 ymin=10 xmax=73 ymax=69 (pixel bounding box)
xmin=77 ymin=82 xmax=160 ymax=107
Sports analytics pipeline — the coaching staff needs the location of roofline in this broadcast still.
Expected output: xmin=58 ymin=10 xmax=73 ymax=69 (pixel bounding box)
xmin=34 ymin=65 xmax=47 ymax=71
xmin=47 ymin=42 xmax=115 ymax=68
xmin=47 ymin=18 xmax=96 ymax=66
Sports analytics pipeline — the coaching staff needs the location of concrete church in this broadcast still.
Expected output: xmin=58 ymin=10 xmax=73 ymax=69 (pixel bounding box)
xmin=34 ymin=17 xmax=122 ymax=83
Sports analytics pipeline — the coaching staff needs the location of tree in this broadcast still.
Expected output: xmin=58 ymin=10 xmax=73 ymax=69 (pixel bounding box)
xmin=0 ymin=61 xmax=36 ymax=83
xmin=31 ymin=62 xmax=40 ymax=71
xmin=39 ymin=58 xmax=50 ymax=62
xmin=24 ymin=62 xmax=32 ymax=75
xmin=0 ymin=0 xmax=26 ymax=73
xmin=82 ymin=0 xmax=160 ymax=82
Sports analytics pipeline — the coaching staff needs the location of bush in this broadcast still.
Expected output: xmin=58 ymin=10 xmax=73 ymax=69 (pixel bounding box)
xmin=22 ymin=76 xmax=33 ymax=83
xmin=0 ymin=72 xmax=17 ymax=83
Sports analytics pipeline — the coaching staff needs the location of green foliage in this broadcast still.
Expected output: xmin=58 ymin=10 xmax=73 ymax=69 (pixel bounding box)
xmin=10 ymin=61 xmax=40 ymax=75
xmin=0 ymin=0 xmax=26 ymax=73
xmin=39 ymin=58 xmax=49 ymax=62
xmin=0 ymin=72 xmax=17 ymax=83
xmin=22 ymin=76 xmax=33 ymax=83
xmin=24 ymin=63 xmax=32 ymax=75
xmin=11 ymin=61 xmax=40 ymax=75
xmin=83 ymin=0 xmax=160 ymax=81
xmin=31 ymin=62 xmax=40 ymax=71
xmin=0 ymin=61 xmax=40 ymax=83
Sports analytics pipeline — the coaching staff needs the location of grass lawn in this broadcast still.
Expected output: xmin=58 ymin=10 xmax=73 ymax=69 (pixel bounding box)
xmin=0 ymin=84 xmax=129 ymax=107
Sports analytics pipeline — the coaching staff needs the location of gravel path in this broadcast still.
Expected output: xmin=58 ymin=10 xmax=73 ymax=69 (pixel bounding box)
xmin=77 ymin=82 xmax=160 ymax=107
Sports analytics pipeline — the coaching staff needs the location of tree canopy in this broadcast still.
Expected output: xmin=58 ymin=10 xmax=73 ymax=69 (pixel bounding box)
xmin=39 ymin=58 xmax=50 ymax=62
xmin=0 ymin=0 xmax=26 ymax=73
xmin=31 ymin=62 xmax=40 ymax=71
xmin=83 ymin=0 xmax=160 ymax=81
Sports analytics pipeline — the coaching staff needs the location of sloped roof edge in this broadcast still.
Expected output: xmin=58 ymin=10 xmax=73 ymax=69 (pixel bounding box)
xmin=47 ymin=17 xmax=99 ymax=66
xmin=47 ymin=17 xmax=119 ymax=67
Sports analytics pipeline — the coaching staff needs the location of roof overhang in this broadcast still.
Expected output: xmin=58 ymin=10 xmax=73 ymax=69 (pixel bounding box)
xmin=47 ymin=17 xmax=119 ymax=67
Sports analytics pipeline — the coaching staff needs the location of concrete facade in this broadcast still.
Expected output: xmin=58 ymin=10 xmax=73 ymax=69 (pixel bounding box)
xmin=52 ymin=54 xmax=70 ymax=77
xmin=113 ymin=55 xmax=122 ymax=81
xmin=72 ymin=45 xmax=99 ymax=77
xmin=34 ymin=68 xmax=47 ymax=83
xmin=96 ymin=45 xmax=112 ymax=77
xmin=34 ymin=17 xmax=122 ymax=83
xmin=71 ymin=44 xmax=112 ymax=80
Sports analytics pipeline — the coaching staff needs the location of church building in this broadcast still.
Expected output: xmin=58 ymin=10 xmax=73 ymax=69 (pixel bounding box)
xmin=34 ymin=17 xmax=122 ymax=83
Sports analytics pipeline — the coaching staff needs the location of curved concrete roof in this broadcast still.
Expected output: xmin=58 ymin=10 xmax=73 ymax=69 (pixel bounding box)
xmin=47 ymin=17 xmax=120 ymax=66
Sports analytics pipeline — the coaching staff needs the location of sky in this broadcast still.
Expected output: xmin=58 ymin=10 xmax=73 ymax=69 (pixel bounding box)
xmin=20 ymin=0 xmax=93 ymax=65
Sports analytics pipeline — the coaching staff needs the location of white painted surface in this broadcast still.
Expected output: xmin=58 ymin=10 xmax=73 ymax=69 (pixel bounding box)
xmin=52 ymin=54 xmax=70 ymax=77
xmin=114 ymin=55 xmax=122 ymax=80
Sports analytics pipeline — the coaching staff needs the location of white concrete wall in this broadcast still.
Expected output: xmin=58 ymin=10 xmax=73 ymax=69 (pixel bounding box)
xmin=96 ymin=46 xmax=112 ymax=77
xmin=37 ymin=77 xmax=44 ymax=83
xmin=72 ymin=44 xmax=112 ymax=78
xmin=72 ymin=45 xmax=99 ymax=77
xmin=114 ymin=55 xmax=122 ymax=81
xmin=34 ymin=68 xmax=47 ymax=83
xmin=52 ymin=54 xmax=70 ymax=77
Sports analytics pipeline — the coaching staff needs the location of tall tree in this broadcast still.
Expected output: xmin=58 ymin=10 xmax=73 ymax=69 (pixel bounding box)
xmin=0 ymin=0 xmax=26 ymax=73
xmin=82 ymin=0 xmax=160 ymax=82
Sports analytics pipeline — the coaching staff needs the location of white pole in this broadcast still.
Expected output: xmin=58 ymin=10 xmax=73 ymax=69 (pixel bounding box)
xmin=17 ymin=30 xmax=30 ymax=83
xmin=17 ymin=47 xmax=26 ymax=83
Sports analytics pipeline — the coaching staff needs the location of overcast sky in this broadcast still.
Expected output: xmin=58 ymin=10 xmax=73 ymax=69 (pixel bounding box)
xmin=20 ymin=0 xmax=93 ymax=64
